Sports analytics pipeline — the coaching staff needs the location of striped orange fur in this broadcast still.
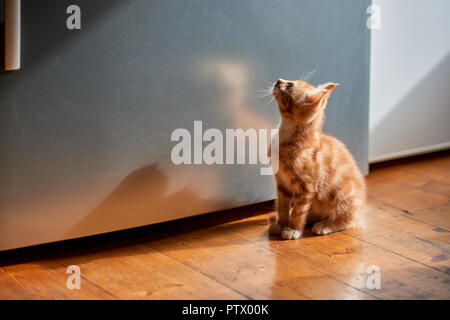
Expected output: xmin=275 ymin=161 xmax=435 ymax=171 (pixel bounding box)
xmin=268 ymin=79 xmax=366 ymax=240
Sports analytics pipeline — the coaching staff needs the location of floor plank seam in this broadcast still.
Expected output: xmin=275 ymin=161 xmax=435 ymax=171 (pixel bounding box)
xmin=344 ymin=233 xmax=450 ymax=276
xmin=223 ymin=226 xmax=382 ymax=300
xmin=52 ymin=258 xmax=121 ymax=299
xmin=415 ymin=201 xmax=450 ymax=213
xmin=376 ymin=201 xmax=450 ymax=230
xmin=140 ymin=242 xmax=252 ymax=300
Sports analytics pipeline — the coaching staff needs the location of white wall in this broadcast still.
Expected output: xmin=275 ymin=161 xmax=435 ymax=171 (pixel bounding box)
xmin=369 ymin=0 xmax=450 ymax=162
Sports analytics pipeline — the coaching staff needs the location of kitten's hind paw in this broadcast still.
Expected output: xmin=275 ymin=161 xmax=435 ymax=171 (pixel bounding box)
xmin=281 ymin=227 xmax=302 ymax=240
xmin=268 ymin=223 xmax=282 ymax=235
xmin=312 ymin=222 xmax=332 ymax=235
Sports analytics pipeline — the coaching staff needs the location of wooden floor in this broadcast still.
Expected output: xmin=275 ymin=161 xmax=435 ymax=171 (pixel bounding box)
xmin=1 ymin=151 xmax=449 ymax=299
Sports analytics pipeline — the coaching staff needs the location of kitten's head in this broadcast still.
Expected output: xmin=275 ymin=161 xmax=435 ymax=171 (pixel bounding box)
xmin=272 ymin=79 xmax=338 ymax=124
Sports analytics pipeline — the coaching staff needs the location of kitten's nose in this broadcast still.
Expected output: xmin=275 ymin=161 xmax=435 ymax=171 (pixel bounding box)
xmin=275 ymin=79 xmax=285 ymax=88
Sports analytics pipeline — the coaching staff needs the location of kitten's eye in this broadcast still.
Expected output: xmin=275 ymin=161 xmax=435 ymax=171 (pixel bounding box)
xmin=286 ymin=83 xmax=294 ymax=92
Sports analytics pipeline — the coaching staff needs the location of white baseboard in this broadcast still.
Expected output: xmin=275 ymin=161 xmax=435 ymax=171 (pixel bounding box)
xmin=369 ymin=141 xmax=450 ymax=164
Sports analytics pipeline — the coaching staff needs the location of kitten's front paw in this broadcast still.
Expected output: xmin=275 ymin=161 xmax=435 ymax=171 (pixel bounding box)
xmin=268 ymin=223 xmax=282 ymax=235
xmin=281 ymin=227 xmax=302 ymax=240
xmin=312 ymin=222 xmax=332 ymax=236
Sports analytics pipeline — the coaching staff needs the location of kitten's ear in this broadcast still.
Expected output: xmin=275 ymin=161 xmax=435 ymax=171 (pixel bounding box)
xmin=306 ymin=82 xmax=339 ymax=104
xmin=306 ymin=89 xmax=327 ymax=104
xmin=324 ymin=82 xmax=339 ymax=93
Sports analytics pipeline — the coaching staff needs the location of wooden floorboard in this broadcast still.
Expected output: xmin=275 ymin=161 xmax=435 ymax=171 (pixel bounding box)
xmin=0 ymin=150 xmax=449 ymax=299
xmin=145 ymin=224 xmax=374 ymax=300
xmin=346 ymin=200 xmax=449 ymax=274
xmin=222 ymin=214 xmax=449 ymax=299
xmin=52 ymin=243 xmax=245 ymax=300
xmin=0 ymin=259 xmax=116 ymax=300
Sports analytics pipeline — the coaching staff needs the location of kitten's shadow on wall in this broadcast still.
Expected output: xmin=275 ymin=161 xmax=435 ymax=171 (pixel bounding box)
xmin=63 ymin=58 xmax=278 ymax=255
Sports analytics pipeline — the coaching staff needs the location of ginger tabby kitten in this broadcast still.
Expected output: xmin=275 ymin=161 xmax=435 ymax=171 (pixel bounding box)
xmin=268 ymin=79 xmax=366 ymax=240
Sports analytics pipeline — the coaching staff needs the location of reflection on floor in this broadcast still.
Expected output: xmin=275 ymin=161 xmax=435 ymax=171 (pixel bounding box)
xmin=1 ymin=151 xmax=449 ymax=299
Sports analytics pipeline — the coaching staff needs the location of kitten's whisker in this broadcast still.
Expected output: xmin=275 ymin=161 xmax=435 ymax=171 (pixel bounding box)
xmin=299 ymin=72 xmax=306 ymax=81
xmin=304 ymin=71 xmax=312 ymax=82
xmin=254 ymin=86 xmax=275 ymax=98
xmin=255 ymin=86 xmax=273 ymax=91
xmin=254 ymin=90 xmax=273 ymax=97
xmin=299 ymin=69 xmax=317 ymax=82
xmin=254 ymin=94 xmax=273 ymax=99
xmin=306 ymin=69 xmax=317 ymax=82
xmin=264 ymin=94 xmax=275 ymax=107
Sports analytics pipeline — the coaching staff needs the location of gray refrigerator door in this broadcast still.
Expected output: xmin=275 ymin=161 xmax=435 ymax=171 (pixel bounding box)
xmin=0 ymin=0 xmax=370 ymax=250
